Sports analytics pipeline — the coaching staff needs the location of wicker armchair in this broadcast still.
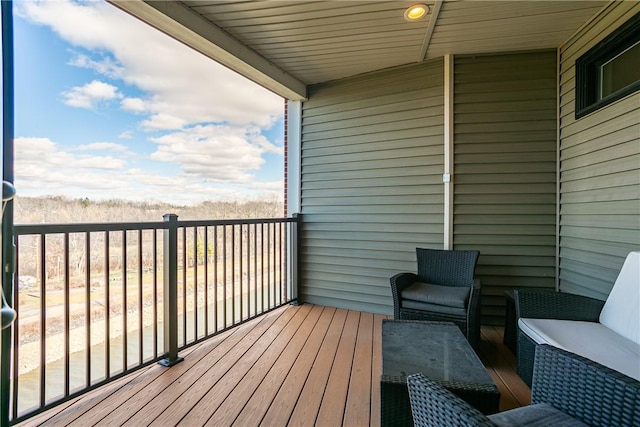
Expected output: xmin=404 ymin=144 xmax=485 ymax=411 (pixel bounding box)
xmin=407 ymin=344 xmax=640 ymax=427
xmin=390 ymin=248 xmax=481 ymax=349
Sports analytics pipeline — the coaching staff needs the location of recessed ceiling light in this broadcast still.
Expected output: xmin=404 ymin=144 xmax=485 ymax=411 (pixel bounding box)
xmin=404 ymin=4 xmax=429 ymax=21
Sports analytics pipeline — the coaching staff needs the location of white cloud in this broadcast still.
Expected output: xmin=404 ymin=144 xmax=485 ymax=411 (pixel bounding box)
xmin=118 ymin=131 xmax=133 ymax=140
xmin=76 ymin=142 xmax=128 ymax=152
xmin=149 ymin=125 xmax=271 ymax=183
xmin=141 ymin=114 xmax=187 ymax=131
xmin=120 ymin=97 xmax=146 ymax=113
xmin=14 ymin=136 xmax=283 ymax=205
xmin=68 ymin=53 xmax=124 ymax=79
xmin=16 ymin=0 xmax=283 ymax=129
xmin=62 ymin=80 xmax=121 ymax=109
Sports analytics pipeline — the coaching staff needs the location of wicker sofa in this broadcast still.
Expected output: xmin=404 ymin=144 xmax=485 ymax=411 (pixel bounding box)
xmin=514 ymin=251 xmax=640 ymax=387
xmin=407 ymin=344 xmax=640 ymax=427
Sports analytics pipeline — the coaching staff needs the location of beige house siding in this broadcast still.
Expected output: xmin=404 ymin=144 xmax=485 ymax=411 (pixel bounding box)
xmin=299 ymin=60 xmax=445 ymax=314
xmin=558 ymin=2 xmax=640 ymax=299
xmin=453 ymin=51 xmax=558 ymax=325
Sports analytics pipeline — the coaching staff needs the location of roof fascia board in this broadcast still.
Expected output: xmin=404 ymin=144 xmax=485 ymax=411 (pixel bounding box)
xmin=108 ymin=0 xmax=308 ymax=100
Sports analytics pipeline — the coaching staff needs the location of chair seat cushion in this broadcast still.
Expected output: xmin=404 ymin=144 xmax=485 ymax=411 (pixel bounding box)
xmin=400 ymin=300 xmax=467 ymax=317
xmin=488 ymin=403 xmax=588 ymax=427
xmin=518 ymin=318 xmax=640 ymax=381
xmin=401 ymin=282 xmax=470 ymax=308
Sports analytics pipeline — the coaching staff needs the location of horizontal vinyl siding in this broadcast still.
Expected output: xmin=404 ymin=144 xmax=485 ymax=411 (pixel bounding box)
xmin=558 ymin=2 xmax=640 ymax=299
xmin=300 ymin=60 xmax=445 ymax=314
xmin=453 ymin=51 xmax=558 ymax=325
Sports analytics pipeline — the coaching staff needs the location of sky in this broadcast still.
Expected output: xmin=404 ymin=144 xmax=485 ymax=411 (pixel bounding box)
xmin=11 ymin=0 xmax=285 ymax=206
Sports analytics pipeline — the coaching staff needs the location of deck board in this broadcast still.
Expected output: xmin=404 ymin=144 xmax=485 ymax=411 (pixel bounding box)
xmin=314 ymin=309 xmax=360 ymax=426
xmin=343 ymin=312 xmax=373 ymax=427
xmin=277 ymin=307 xmax=347 ymax=426
xmin=19 ymin=304 xmax=530 ymax=427
xmin=164 ymin=305 xmax=310 ymax=426
xmin=233 ymin=306 xmax=336 ymax=427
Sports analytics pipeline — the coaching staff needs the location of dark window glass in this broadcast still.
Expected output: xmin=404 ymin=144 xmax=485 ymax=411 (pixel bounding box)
xmin=600 ymin=41 xmax=640 ymax=99
xmin=575 ymin=13 xmax=640 ymax=119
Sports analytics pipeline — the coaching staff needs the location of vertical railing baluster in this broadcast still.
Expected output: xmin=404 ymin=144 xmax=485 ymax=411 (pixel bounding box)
xmin=193 ymin=227 xmax=198 ymax=339
xmin=153 ymin=229 xmax=158 ymax=358
xmin=159 ymin=214 xmax=182 ymax=367
xmin=122 ymin=231 xmax=127 ymax=372
xmin=267 ymin=223 xmax=272 ymax=310
xmin=138 ymin=229 xmax=143 ymax=366
xmin=261 ymin=224 xmax=265 ymax=312
xmin=85 ymin=232 xmax=91 ymax=387
xmin=253 ymin=224 xmax=257 ymax=317
xmin=11 ymin=239 xmax=19 ymax=420
xmin=280 ymin=222 xmax=285 ymax=304
xmin=276 ymin=223 xmax=281 ymax=305
xmin=213 ymin=226 xmax=218 ymax=333
xmin=239 ymin=224 xmax=243 ymax=321
xmin=231 ymin=224 xmax=235 ymax=324
xmin=105 ymin=233 xmax=110 ymax=379
xmin=223 ymin=226 xmax=227 ymax=329
xmin=246 ymin=224 xmax=251 ymax=318
xmin=39 ymin=234 xmax=46 ymax=408
xmin=181 ymin=227 xmax=186 ymax=345
xmin=204 ymin=227 xmax=208 ymax=335
xmin=64 ymin=234 xmax=70 ymax=397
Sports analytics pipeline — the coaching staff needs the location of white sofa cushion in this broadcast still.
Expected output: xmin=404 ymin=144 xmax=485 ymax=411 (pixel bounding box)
xmin=519 ymin=318 xmax=640 ymax=381
xmin=599 ymin=251 xmax=640 ymax=345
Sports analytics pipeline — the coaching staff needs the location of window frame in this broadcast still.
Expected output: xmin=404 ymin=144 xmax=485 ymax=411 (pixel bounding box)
xmin=575 ymin=12 xmax=640 ymax=119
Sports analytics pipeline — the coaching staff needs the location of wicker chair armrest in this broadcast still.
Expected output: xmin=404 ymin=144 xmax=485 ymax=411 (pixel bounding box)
xmin=514 ymin=290 xmax=604 ymax=321
xmin=532 ymin=344 xmax=640 ymax=427
xmin=407 ymin=373 xmax=497 ymax=427
xmin=467 ymin=279 xmax=481 ymax=314
xmin=390 ymin=272 xmax=417 ymax=319
xmin=390 ymin=272 xmax=418 ymax=290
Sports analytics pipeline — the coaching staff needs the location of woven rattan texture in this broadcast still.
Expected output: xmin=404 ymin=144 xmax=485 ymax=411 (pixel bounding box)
xmin=514 ymin=290 xmax=605 ymax=386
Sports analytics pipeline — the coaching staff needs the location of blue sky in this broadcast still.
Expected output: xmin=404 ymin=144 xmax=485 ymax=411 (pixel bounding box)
xmin=12 ymin=0 xmax=284 ymax=205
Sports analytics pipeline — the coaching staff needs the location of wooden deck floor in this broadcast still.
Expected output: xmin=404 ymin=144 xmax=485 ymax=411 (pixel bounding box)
xmin=20 ymin=304 xmax=530 ymax=426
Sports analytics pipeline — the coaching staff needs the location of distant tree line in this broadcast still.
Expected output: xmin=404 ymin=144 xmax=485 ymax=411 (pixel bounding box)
xmin=14 ymin=195 xmax=284 ymax=224
xmin=14 ymin=195 xmax=285 ymax=285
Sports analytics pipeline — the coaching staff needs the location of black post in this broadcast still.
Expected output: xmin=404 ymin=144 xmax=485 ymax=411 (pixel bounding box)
xmin=289 ymin=214 xmax=301 ymax=306
xmin=158 ymin=214 xmax=183 ymax=367
xmin=1 ymin=2 xmax=14 ymax=426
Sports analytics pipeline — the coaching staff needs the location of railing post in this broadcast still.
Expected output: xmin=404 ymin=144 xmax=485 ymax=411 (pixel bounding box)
xmin=288 ymin=214 xmax=301 ymax=305
xmin=1 ymin=3 xmax=14 ymax=426
xmin=158 ymin=214 xmax=183 ymax=367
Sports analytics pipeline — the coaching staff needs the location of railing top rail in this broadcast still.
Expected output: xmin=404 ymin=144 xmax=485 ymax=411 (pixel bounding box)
xmin=176 ymin=217 xmax=297 ymax=228
xmin=14 ymin=216 xmax=298 ymax=235
xmin=14 ymin=221 xmax=168 ymax=235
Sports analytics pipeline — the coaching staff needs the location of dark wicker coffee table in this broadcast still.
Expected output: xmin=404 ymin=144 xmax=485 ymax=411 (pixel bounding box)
xmin=380 ymin=320 xmax=500 ymax=426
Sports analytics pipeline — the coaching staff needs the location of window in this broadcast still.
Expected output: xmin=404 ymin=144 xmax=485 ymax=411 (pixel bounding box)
xmin=575 ymin=12 xmax=640 ymax=119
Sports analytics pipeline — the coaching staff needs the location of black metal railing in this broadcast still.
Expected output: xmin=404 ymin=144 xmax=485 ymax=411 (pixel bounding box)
xmin=4 ymin=215 xmax=299 ymax=424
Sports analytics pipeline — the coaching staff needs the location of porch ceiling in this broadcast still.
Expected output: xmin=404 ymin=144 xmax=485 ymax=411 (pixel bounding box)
xmin=109 ymin=0 xmax=606 ymax=100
